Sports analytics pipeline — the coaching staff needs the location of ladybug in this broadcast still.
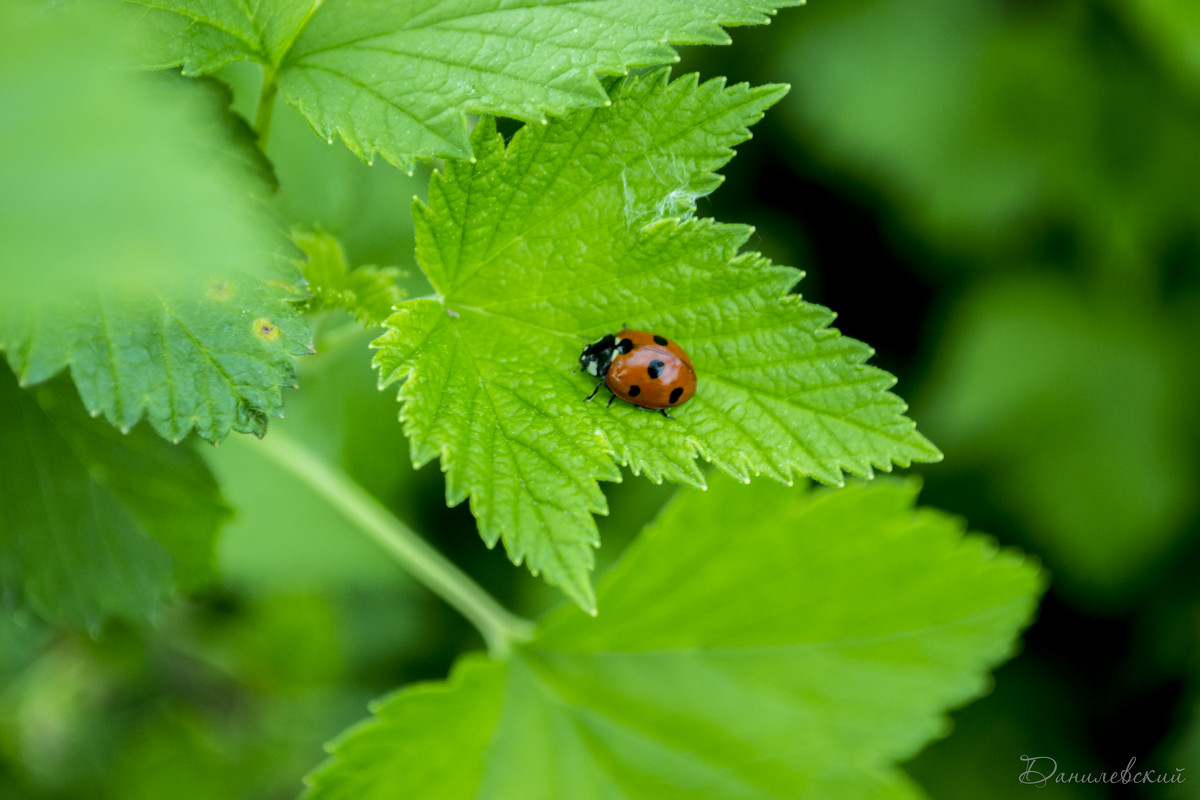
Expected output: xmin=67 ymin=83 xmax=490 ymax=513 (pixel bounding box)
xmin=579 ymin=328 xmax=696 ymax=419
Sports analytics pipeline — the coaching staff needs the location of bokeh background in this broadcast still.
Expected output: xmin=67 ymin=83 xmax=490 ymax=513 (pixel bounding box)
xmin=3 ymin=0 xmax=1199 ymax=797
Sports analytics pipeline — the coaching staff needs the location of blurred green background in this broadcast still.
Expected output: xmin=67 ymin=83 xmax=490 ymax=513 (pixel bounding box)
xmin=3 ymin=0 xmax=1200 ymax=797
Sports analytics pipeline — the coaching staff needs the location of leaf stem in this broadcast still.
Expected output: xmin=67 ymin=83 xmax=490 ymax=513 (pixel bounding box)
xmin=254 ymin=67 xmax=279 ymax=147
xmin=253 ymin=431 xmax=536 ymax=658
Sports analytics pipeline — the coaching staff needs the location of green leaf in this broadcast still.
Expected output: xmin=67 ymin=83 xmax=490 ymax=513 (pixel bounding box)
xmin=303 ymin=477 xmax=1044 ymax=799
xmin=125 ymin=0 xmax=802 ymax=169
xmin=0 ymin=1 xmax=279 ymax=307
xmin=0 ymin=368 xmax=229 ymax=630
xmin=256 ymin=71 xmax=424 ymax=273
xmin=372 ymin=71 xmax=941 ymax=611
xmin=0 ymin=1 xmax=310 ymax=444
xmin=176 ymin=73 xmax=280 ymax=193
xmin=0 ymin=271 xmax=311 ymax=443
xmin=293 ymin=228 xmax=405 ymax=326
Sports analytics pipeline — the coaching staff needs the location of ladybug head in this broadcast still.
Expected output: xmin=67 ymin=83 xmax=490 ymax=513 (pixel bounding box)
xmin=579 ymin=334 xmax=617 ymax=378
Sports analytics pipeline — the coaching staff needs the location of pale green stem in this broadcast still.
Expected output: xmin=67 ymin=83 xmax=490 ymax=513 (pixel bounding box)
xmin=254 ymin=431 xmax=536 ymax=658
xmin=254 ymin=0 xmax=324 ymax=145
xmin=254 ymin=67 xmax=278 ymax=147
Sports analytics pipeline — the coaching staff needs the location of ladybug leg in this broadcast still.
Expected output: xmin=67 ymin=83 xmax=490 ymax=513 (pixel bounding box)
xmin=584 ymin=382 xmax=604 ymax=401
xmin=659 ymin=408 xmax=675 ymax=420
xmin=606 ymin=390 xmax=617 ymax=408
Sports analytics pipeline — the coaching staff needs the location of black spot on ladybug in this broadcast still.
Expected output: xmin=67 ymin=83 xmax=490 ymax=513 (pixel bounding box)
xmin=628 ymin=385 xmax=641 ymax=397
xmin=618 ymin=338 xmax=634 ymax=354
xmin=669 ymin=387 xmax=683 ymax=404
xmin=647 ymin=359 xmax=665 ymax=379
xmin=653 ymin=335 xmax=669 ymax=346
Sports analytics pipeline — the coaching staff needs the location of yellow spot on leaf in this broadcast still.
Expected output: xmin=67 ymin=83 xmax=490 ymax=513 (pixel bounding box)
xmin=253 ymin=318 xmax=280 ymax=342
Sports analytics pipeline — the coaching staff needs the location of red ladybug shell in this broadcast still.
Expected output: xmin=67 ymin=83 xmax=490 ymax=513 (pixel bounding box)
xmin=606 ymin=329 xmax=697 ymax=410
